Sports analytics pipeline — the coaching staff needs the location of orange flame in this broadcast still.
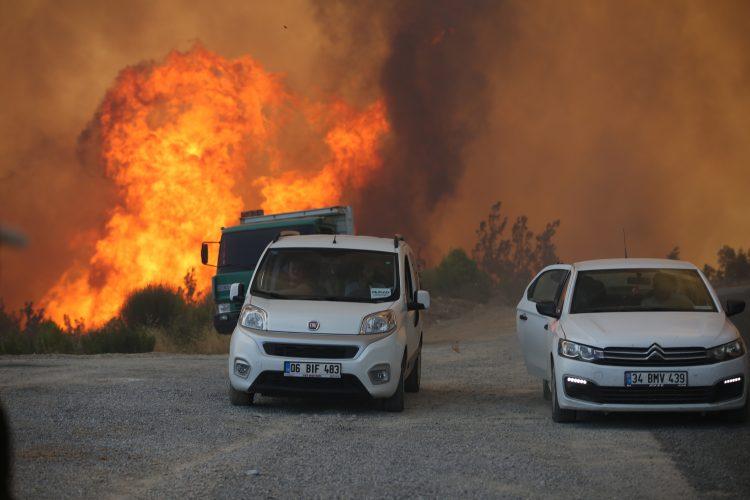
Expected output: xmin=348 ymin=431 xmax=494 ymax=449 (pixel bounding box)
xmin=42 ymin=46 xmax=389 ymax=327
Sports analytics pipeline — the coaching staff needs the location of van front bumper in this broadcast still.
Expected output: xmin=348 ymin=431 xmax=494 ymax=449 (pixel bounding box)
xmin=554 ymin=352 xmax=749 ymax=412
xmin=228 ymin=325 xmax=406 ymax=399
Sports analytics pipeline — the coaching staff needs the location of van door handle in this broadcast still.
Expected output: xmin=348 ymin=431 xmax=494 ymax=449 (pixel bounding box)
xmin=519 ymin=314 xmax=528 ymax=321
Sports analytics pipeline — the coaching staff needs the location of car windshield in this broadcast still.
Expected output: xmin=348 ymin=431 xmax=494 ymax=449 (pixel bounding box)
xmin=570 ymin=268 xmax=717 ymax=313
xmin=251 ymin=248 xmax=399 ymax=303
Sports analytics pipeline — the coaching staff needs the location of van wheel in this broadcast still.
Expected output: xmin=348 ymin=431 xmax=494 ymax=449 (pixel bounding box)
xmin=382 ymin=353 xmax=406 ymax=412
xmin=543 ymin=380 xmax=551 ymax=401
xmin=550 ymin=363 xmax=576 ymax=423
xmin=229 ymin=383 xmax=255 ymax=406
xmin=405 ymin=349 xmax=421 ymax=393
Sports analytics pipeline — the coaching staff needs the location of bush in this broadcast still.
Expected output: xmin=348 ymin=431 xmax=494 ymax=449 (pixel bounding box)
xmin=422 ymin=249 xmax=492 ymax=302
xmin=81 ymin=318 xmax=155 ymax=354
xmin=120 ymin=284 xmax=187 ymax=329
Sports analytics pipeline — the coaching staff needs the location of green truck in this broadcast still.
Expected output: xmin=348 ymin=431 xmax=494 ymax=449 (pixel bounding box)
xmin=201 ymin=206 xmax=355 ymax=333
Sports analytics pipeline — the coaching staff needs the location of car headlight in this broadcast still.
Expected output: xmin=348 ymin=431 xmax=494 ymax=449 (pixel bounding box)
xmin=240 ymin=305 xmax=267 ymax=331
xmin=708 ymin=339 xmax=745 ymax=361
xmin=558 ymin=340 xmax=603 ymax=362
xmin=360 ymin=310 xmax=396 ymax=335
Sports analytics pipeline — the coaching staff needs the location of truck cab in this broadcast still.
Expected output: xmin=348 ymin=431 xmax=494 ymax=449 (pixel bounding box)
xmin=202 ymin=206 xmax=354 ymax=333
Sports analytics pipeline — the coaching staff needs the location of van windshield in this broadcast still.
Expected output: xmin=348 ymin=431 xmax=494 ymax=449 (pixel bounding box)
xmin=570 ymin=268 xmax=717 ymax=314
xmin=251 ymin=248 xmax=399 ymax=303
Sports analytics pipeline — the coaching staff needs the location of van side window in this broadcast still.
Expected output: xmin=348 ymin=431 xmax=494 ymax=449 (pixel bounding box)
xmin=404 ymin=256 xmax=414 ymax=301
xmin=528 ymin=269 xmax=568 ymax=303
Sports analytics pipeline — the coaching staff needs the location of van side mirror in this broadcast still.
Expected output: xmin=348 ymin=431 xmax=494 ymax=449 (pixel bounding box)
xmin=408 ymin=290 xmax=430 ymax=311
xmin=726 ymin=299 xmax=745 ymax=317
xmin=201 ymin=242 xmax=209 ymax=265
xmin=536 ymin=301 xmax=559 ymax=318
xmin=229 ymin=283 xmax=245 ymax=302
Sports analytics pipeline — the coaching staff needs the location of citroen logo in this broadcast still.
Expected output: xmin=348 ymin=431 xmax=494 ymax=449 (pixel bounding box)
xmin=645 ymin=343 xmax=666 ymax=360
xmin=308 ymin=320 xmax=320 ymax=331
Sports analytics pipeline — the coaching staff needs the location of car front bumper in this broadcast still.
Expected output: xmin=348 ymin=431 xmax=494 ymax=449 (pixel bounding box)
xmin=554 ymin=352 xmax=749 ymax=412
xmin=228 ymin=325 xmax=406 ymax=399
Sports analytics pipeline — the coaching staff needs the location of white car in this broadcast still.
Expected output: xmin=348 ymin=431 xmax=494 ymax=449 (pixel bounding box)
xmin=226 ymin=234 xmax=429 ymax=412
xmin=517 ymin=258 xmax=748 ymax=422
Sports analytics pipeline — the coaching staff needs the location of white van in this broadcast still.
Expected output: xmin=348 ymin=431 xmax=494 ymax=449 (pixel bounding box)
xmin=226 ymin=234 xmax=430 ymax=412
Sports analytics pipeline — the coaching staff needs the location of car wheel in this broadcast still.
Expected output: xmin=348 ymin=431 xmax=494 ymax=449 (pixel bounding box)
xmin=722 ymin=400 xmax=748 ymax=424
xmin=543 ymin=379 xmax=551 ymax=401
xmin=382 ymin=353 xmax=406 ymax=412
xmin=405 ymin=348 xmax=421 ymax=393
xmin=229 ymin=383 xmax=255 ymax=406
xmin=550 ymin=362 xmax=576 ymax=423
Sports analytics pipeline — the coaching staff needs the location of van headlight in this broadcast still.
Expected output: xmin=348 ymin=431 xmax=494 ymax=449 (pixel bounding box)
xmin=708 ymin=339 xmax=745 ymax=361
xmin=360 ymin=310 xmax=396 ymax=335
xmin=240 ymin=305 xmax=267 ymax=331
xmin=558 ymin=340 xmax=603 ymax=362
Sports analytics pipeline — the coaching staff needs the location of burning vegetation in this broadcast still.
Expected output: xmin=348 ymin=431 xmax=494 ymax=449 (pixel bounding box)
xmin=40 ymin=46 xmax=388 ymax=327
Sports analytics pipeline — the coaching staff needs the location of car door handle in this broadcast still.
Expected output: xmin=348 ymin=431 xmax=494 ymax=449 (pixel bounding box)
xmin=519 ymin=314 xmax=528 ymax=321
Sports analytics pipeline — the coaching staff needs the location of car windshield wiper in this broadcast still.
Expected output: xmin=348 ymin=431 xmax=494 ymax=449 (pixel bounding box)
xmin=252 ymin=290 xmax=289 ymax=299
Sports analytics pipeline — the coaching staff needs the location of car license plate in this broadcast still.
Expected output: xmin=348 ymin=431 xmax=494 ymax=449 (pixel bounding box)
xmin=625 ymin=371 xmax=687 ymax=387
xmin=284 ymin=361 xmax=341 ymax=379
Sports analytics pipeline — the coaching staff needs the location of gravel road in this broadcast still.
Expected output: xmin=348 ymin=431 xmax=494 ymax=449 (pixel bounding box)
xmin=1 ymin=304 xmax=748 ymax=499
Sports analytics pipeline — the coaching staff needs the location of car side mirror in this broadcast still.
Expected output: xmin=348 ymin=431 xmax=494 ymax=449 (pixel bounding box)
xmin=536 ymin=301 xmax=559 ymax=318
xmin=229 ymin=283 xmax=245 ymax=302
xmin=726 ymin=299 xmax=745 ymax=317
xmin=201 ymin=242 xmax=209 ymax=265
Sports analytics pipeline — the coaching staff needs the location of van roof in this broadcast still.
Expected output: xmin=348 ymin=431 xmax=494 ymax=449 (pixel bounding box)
xmin=269 ymin=234 xmax=400 ymax=252
xmin=573 ymin=258 xmax=697 ymax=271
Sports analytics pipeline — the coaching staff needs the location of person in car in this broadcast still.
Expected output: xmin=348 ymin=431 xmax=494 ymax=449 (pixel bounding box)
xmin=641 ymin=272 xmax=693 ymax=309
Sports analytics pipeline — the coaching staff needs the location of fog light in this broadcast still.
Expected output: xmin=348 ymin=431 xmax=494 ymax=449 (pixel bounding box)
xmin=368 ymin=364 xmax=390 ymax=385
xmin=234 ymin=359 xmax=250 ymax=378
xmin=724 ymin=376 xmax=742 ymax=384
xmin=566 ymin=376 xmax=588 ymax=385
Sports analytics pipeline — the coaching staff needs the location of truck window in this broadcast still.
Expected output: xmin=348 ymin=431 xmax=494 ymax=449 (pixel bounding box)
xmin=218 ymin=225 xmax=317 ymax=273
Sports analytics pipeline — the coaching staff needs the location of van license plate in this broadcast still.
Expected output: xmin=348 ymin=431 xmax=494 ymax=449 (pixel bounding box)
xmin=284 ymin=361 xmax=341 ymax=379
xmin=625 ymin=371 xmax=687 ymax=387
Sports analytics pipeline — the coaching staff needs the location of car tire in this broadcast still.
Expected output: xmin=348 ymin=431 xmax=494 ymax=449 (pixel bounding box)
xmin=722 ymin=400 xmax=748 ymax=423
xmin=229 ymin=383 xmax=255 ymax=406
xmin=405 ymin=348 xmax=421 ymax=393
xmin=550 ymin=362 xmax=576 ymax=423
xmin=382 ymin=353 xmax=406 ymax=412
xmin=543 ymin=379 xmax=551 ymax=401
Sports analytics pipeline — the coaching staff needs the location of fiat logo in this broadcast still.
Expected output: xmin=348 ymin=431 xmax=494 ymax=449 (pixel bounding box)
xmin=308 ymin=320 xmax=320 ymax=331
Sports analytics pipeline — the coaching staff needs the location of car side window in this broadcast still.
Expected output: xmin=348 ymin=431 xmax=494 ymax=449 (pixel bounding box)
xmin=555 ymin=273 xmax=571 ymax=315
xmin=528 ymin=269 xmax=568 ymax=303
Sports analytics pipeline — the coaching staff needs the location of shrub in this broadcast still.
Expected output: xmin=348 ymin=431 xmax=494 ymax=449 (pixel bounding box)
xmin=120 ymin=284 xmax=187 ymax=329
xmin=81 ymin=318 xmax=155 ymax=354
xmin=422 ymin=249 xmax=492 ymax=302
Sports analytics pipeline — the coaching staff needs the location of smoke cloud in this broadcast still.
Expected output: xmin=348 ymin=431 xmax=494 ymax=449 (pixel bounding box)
xmin=2 ymin=0 xmax=750 ymax=313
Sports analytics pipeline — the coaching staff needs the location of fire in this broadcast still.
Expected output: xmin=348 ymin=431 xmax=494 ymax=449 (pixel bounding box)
xmin=42 ymin=46 xmax=389 ymax=327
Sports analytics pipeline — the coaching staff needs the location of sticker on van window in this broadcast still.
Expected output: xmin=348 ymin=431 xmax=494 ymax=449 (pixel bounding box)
xmin=370 ymin=288 xmax=391 ymax=299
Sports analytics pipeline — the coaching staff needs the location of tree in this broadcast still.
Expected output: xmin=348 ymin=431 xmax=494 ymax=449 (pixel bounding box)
xmin=473 ymin=202 xmax=561 ymax=299
xmin=666 ymin=246 xmax=680 ymax=260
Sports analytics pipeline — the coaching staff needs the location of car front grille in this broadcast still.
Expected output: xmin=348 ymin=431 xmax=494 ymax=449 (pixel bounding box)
xmin=596 ymin=344 xmax=712 ymax=366
xmin=263 ymin=342 xmax=359 ymax=359
xmin=564 ymin=378 xmax=744 ymax=405
xmin=250 ymin=371 xmax=370 ymax=398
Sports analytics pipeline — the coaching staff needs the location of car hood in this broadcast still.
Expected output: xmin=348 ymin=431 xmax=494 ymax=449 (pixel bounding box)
xmin=561 ymin=312 xmax=738 ymax=348
xmin=249 ymin=295 xmax=396 ymax=334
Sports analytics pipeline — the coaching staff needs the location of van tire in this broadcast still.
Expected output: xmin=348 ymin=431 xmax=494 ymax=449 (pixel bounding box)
xmin=382 ymin=354 xmax=406 ymax=412
xmin=405 ymin=349 xmax=421 ymax=393
xmin=229 ymin=384 xmax=255 ymax=406
xmin=550 ymin=362 xmax=576 ymax=423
